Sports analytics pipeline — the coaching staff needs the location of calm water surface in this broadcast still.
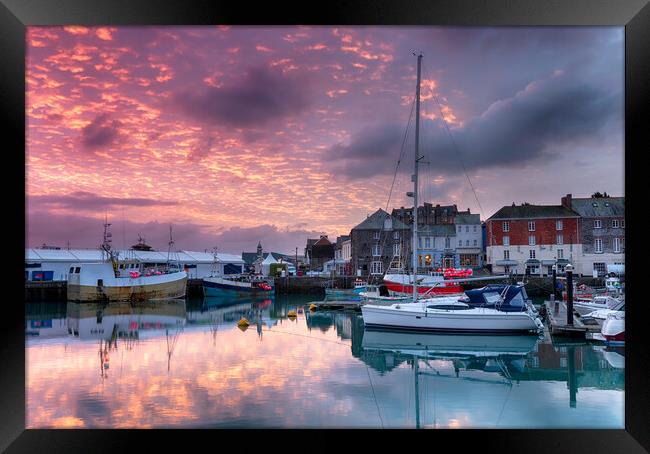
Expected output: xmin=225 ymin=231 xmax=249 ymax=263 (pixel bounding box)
xmin=26 ymin=295 xmax=624 ymax=428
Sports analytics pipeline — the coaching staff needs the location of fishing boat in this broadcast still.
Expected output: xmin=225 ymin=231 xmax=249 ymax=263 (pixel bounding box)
xmin=203 ymin=275 xmax=274 ymax=297
xmin=202 ymin=247 xmax=274 ymax=297
xmin=383 ymin=268 xmax=472 ymax=296
xmin=67 ymin=221 xmax=187 ymax=303
xmin=360 ymin=54 xmax=543 ymax=334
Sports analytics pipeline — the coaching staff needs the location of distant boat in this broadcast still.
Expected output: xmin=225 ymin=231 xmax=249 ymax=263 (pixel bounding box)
xmin=325 ymin=279 xmax=367 ymax=299
xmin=202 ymin=247 xmax=274 ymax=297
xmin=203 ymin=275 xmax=274 ymax=297
xmin=67 ymin=222 xmax=187 ymax=303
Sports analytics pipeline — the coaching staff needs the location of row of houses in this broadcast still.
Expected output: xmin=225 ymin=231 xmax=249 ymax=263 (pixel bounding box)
xmin=486 ymin=193 xmax=624 ymax=277
xmin=316 ymin=193 xmax=624 ymax=279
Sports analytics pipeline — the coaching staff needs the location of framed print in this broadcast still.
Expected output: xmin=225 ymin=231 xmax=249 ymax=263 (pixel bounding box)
xmin=2 ymin=0 xmax=649 ymax=451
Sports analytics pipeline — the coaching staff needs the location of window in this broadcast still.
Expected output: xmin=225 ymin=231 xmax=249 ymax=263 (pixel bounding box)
xmin=445 ymin=237 xmax=450 ymax=249
xmin=457 ymin=225 xmax=461 ymax=233
xmin=393 ymin=231 xmax=400 ymax=239
xmin=466 ymin=226 xmax=469 ymax=233
xmin=503 ymin=250 xmax=510 ymax=260
xmin=75 ymin=267 xmax=80 ymax=273
xmin=425 ymin=237 xmax=431 ymax=248
xmin=373 ymin=231 xmax=381 ymax=240
xmin=528 ymin=221 xmax=536 ymax=231
xmin=466 ymin=240 xmax=470 ymax=247
xmin=503 ymin=221 xmax=510 ymax=232
xmin=556 ymin=220 xmax=563 ymax=230
xmin=622 ymin=238 xmax=625 ymax=250
xmin=595 ymin=238 xmax=603 ymax=253
xmin=372 ymin=244 xmax=382 ymax=256
xmin=418 ymin=237 xmax=422 ymax=248
xmin=393 ymin=244 xmax=401 ymax=257
xmin=594 ymin=219 xmax=602 ymax=229
xmin=621 ymin=219 xmax=625 ymax=228
xmin=474 ymin=226 xmax=477 ymax=232
xmin=370 ymin=261 xmax=383 ymax=275
xmin=474 ymin=239 xmax=477 ymax=247
xmin=459 ymin=254 xmax=479 ymax=267
xmin=614 ymin=238 xmax=621 ymax=253
xmin=528 ymin=235 xmax=536 ymax=246
xmin=556 ymin=234 xmax=563 ymax=245
xmin=458 ymin=240 xmax=462 ymax=247
xmin=594 ymin=262 xmax=607 ymax=277
xmin=557 ymin=249 xmax=563 ymax=259
xmin=69 ymin=267 xmax=74 ymax=273
xmin=503 ymin=236 xmax=510 ymax=246
xmin=529 ymin=250 xmax=536 ymax=259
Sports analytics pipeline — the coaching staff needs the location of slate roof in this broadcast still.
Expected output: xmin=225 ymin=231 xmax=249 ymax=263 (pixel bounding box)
xmin=454 ymin=213 xmax=481 ymax=224
xmin=242 ymin=251 xmax=295 ymax=265
xmin=569 ymin=197 xmax=624 ymax=218
xmin=352 ymin=209 xmax=410 ymax=230
xmin=487 ymin=205 xmax=580 ymax=220
xmin=418 ymin=224 xmax=456 ymax=236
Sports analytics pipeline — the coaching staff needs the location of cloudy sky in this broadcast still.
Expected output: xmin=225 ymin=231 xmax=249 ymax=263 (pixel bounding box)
xmin=26 ymin=26 xmax=624 ymax=254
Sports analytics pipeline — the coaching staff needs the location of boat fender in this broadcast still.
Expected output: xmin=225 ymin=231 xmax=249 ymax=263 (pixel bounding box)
xmin=287 ymin=310 xmax=297 ymax=318
xmin=237 ymin=317 xmax=250 ymax=327
xmin=309 ymin=304 xmax=318 ymax=311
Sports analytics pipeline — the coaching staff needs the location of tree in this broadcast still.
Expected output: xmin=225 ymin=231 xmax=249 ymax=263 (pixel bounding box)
xmin=591 ymin=191 xmax=610 ymax=198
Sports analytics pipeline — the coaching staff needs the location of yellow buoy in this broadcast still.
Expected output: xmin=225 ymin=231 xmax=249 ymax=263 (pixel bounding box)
xmin=287 ymin=310 xmax=297 ymax=318
xmin=237 ymin=317 xmax=250 ymax=328
xmin=309 ymin=303 xmax=318 ymax=312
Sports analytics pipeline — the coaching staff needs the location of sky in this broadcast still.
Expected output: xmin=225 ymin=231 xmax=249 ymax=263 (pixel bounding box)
xmin=26 ymin=26 xmax=624 ymax=255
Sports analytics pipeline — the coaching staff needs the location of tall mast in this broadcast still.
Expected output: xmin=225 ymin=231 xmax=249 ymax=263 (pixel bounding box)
xmin=412 ymin=53 xmax=422 ymax=303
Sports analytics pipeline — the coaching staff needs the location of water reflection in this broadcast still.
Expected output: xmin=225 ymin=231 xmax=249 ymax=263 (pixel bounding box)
xmin=25 ymin=297 xmax=624 ymax=428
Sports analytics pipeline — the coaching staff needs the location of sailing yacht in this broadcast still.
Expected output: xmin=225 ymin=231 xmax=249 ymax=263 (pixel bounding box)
xmin=360 ymin=54 xmax=543 ymax=334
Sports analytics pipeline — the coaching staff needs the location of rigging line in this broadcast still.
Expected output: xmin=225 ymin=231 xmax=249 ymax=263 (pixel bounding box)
xmin=432 ymin=91 xmax=484 ymax=218
xmin=365 ymin=363 xmax=385 ymax=429
xmin=385 ymin=95 xmax=416 ymax=213
xmin=423 ymin=59 xmax=484 ymax=218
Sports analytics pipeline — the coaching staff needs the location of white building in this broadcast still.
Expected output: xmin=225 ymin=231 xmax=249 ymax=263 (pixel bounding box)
xmin=454 ymin=213 xmax=483 ymax=268
xmin=25 ymin=248 xmax=245 ymax=281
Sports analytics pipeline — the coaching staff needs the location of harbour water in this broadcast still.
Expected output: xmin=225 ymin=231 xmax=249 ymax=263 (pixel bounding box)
xmin=25 ymin=295 xmax=624 ymax=428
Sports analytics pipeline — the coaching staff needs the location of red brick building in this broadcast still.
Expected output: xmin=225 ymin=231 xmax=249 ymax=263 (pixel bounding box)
xmin=486 ymin=204 xmax=581 ymax=275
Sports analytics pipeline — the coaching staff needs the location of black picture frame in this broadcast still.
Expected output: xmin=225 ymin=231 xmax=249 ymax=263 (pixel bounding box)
xmin=2 ymin=0 xmax=648 ymax=451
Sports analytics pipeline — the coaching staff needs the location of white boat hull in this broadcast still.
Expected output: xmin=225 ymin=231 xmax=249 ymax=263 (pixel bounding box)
xmin=361 ymin=304 xmax=542 ymax=333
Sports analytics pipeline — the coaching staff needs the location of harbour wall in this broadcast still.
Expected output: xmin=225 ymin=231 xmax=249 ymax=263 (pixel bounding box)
xmin=24 ymin=275 xmax=607 ymax=301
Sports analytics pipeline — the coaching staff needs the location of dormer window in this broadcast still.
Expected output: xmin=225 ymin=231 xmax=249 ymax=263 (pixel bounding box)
xmin=594 ymin=220 xmax=602 ymax=229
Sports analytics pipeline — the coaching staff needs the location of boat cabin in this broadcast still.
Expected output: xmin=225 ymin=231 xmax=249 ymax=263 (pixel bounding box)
xmin=459 ymin=285 xmax=530 ymax=312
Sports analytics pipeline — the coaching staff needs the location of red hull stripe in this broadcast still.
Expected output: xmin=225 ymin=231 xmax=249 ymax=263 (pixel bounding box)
xmin=384 ymin=282 xmax=463 ymax=295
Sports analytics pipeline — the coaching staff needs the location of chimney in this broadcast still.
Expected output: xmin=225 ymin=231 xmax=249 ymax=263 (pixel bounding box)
xmin=561 ymin=193 xmax=572 ymax=209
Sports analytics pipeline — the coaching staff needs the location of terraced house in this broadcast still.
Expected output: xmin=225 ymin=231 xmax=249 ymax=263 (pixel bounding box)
xmin=560 ymin=193 xmax=625 ymax=277
xmin=486 ymin=203 xmax=581 ymax=276
xmin=350 ymin=209 xmax=411 ymax=278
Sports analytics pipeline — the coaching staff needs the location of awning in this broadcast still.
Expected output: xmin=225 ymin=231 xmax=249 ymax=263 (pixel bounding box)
xmin=495 ymin=260 xmax=518 ymax=266
xmin=525 ymin=259 xmax=540 ymax=265
xmin=541 ymin=260 xmax=556 ymax=265
xmin=556 ymin=259 xmax=570 ymax=264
